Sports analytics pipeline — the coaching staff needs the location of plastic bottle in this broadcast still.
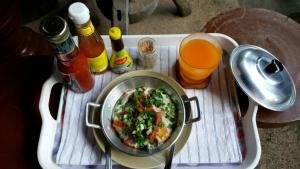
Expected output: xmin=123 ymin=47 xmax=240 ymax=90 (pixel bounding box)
xmin=40 ymin=16 xmax=94 ymax=93
xmin=68 ymin=2 xmax=108 ymax=74
xmin=108 ymin=27 xmax=133 ymax=74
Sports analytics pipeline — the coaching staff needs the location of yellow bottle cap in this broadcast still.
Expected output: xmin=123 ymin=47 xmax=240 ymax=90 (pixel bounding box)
xmin=109 ymin=27 xmax=122 ymax=40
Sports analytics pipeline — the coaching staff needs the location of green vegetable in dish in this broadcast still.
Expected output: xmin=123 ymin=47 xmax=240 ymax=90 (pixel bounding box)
xmin=112 ymin=87 xmax=177 ymax=150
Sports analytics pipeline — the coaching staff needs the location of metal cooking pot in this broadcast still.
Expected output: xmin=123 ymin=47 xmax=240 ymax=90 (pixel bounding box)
xmin=85 ymin=72 xmax=201 ymax=156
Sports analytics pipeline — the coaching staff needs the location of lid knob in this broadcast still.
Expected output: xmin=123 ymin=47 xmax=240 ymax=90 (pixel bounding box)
xmin=265 ymin=59 xmax=283 ymax=74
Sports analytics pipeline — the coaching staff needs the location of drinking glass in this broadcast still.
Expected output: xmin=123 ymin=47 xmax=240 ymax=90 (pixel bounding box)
xmin=178 ymin=33 xmax=223 ymax=88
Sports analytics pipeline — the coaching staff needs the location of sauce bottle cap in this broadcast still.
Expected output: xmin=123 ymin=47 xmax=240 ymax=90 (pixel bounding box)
xmin=109 ymin=27 xmax=122 ymax=40
xmin=40 ymin=16 xmax=70 ymax=44
xmin=68 ymin=2 xmax=90 ymax=25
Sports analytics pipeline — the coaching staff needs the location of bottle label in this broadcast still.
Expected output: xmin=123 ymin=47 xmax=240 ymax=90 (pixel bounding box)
xmin=87 ymin=50 xmax=109 ymax=73
xmin=110 ymin=49 xmax=133 ymax=73
xmin=56 ymin=34 xmax=75 ymax=54
xmin=77 ymin=21 xmax=94 ymax=36
xmin=58 ymin=52 xmax=94 ymax=93
xmin=61 ymin=72 xmax=82 ymax=93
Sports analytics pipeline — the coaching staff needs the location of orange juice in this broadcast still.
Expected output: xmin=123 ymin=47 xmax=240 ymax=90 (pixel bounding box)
xmin=178 ymin=33 xmax=222 ymax=88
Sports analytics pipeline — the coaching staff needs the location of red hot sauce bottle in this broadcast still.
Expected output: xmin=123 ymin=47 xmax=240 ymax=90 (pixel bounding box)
xmin=40 ymin=16 xmax=94 ymax=93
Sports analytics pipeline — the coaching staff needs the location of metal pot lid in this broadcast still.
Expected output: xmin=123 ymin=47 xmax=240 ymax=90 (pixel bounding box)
xmin=230 ymin=45 xmax=296 ymax=111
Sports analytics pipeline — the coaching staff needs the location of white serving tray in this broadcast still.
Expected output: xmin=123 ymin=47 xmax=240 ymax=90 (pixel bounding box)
xmin=38 ymin=34 xmax=261 ymax=169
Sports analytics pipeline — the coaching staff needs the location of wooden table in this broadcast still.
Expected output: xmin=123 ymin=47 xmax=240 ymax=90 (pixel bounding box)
xmin=203 ymin=8 xmax=300 ymax=127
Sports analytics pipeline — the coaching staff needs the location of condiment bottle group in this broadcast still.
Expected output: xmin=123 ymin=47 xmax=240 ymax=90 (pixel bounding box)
xmin=40 ymin=16 xmax=94 ymax=93
xmin=68 ymin=2 xmax=108 ymax=74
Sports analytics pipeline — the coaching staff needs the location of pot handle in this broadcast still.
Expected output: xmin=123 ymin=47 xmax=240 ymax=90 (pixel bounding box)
xmin=85 ymin=102 xmax=101 ymax=129
xmin=184 ymin=96 xmax=201 ymax=124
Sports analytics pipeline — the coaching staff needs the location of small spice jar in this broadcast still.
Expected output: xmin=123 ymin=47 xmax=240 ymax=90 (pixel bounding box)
xmin=138 ymin=37 xmax=158 ymax=69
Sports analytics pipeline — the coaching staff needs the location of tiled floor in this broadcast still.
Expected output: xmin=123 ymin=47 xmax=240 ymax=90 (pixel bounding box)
xmin=257 ymin=122 xmax=300 ymax=168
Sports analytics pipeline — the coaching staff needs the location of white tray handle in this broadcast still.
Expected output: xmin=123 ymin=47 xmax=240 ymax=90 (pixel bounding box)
xmin=239 ymin=99 xmax=261 ymax=169
xmin=38 ymin=75 xmax=61 ymax=169
xmin=39 ymin=75 xmax=60 ymax=123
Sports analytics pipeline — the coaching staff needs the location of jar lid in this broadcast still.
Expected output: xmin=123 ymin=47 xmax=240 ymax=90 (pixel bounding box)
xmin=68 ymin=2 xmax=90 ymax=25
xmin=109 ymin=27 xmax=122 ymax=40
xmin=40 ymin=16 xmax=69 ymax=44
xmin=230 ymin=45 xmax=296 ymax=111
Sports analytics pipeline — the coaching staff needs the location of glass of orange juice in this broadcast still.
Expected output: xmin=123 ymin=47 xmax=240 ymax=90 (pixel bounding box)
xmin=178 ymin=33 xmax=222 ymax=89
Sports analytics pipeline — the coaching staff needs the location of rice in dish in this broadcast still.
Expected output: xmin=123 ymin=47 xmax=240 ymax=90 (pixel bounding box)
xmin=112 ymin=86 xmax=177 ymax=150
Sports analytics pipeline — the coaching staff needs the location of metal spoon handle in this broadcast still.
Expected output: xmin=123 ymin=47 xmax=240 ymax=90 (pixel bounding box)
xmin=105 ymin=144 xmax=112 ymax=169
xmin=164 ymin=144 xmax=176 ymax=169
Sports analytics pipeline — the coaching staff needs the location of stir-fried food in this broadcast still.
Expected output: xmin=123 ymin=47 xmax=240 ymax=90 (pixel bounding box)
xmin=112 ymin=87 xmax=177 ymax=150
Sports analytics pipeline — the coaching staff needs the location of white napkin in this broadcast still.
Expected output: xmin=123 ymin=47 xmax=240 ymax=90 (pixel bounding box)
xmin=53 ymin=46 xmax=244 ymax=168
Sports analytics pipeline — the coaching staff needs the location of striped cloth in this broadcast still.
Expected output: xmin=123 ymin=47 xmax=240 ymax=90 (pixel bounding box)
xmin=52 ymin=46 xmax=245 ymax=168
